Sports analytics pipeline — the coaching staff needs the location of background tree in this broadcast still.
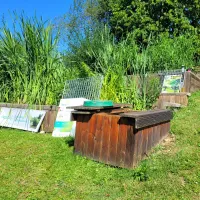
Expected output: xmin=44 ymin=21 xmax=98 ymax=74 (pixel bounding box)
xmin=97 ymin=0 xmax=200 ymax=43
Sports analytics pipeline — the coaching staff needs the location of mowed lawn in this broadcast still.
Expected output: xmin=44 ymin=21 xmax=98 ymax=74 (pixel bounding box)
xmin=1 ymin=93 xmax=200 ymax=200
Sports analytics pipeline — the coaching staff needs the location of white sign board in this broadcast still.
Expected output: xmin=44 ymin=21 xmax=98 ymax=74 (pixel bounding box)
xmin=52 ymin=98 xmax=88 ymax=137
xmin=0 ymin=107 xmax=46 ymax=132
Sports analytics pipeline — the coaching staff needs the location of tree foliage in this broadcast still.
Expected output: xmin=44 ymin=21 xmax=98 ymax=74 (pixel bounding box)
xmin=97 ymin=0 xmax=200 ymax=43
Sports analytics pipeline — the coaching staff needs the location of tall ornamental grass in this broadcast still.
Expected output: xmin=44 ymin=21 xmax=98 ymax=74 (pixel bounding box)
xmin=0 ymin=14 xmax=69 ymax=105
xmin=64 ymin=25 xmax=199 ymax=109
xmin=65 ymin=26 xmax=160 ymax=110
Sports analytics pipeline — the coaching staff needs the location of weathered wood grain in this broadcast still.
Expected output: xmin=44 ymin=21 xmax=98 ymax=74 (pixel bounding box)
xmin=100 ymin=114 xmax=111 ymax=163
xmin=93 ymin=114 xmax=104 ymax=161
xmin=124 ymin=121 xmax=134 ymax=168
xmin=74 ymin=115 xmax=83 ymax=155
xmin=116 ymin=118 xmax=128 ymax=168
xmin=108 ymin=115 xmax=120 ymax=166
xmin=87 ymin=114 xmax=97 ymax=158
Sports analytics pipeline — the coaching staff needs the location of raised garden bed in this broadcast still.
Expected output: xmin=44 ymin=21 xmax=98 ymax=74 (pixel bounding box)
xmin=72 ymin=107 xmax=173 ymax=169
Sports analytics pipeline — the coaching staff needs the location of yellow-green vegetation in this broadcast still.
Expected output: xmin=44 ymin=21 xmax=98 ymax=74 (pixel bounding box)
xmin=1 ymin=91 xmax=200 ymax=200
xmin=0 ymin=14 xmax=72 ymax=105
xmin=1 ymin=10 xmax=200 ymax=109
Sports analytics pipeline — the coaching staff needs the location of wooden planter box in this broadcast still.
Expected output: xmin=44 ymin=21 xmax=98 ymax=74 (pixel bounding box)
xmin=72 ymin=109 xmax=173 ymax=169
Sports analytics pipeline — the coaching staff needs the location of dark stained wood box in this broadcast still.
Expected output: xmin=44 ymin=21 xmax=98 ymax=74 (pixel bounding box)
xmin=72 ymin=109 xmax=173 ymax=169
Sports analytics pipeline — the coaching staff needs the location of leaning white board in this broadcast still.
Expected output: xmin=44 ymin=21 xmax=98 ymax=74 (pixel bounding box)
xmin=0 ymin=107 xmax=46 ymax=132
xmin=52 ymin=98 xmax=88 ymax=137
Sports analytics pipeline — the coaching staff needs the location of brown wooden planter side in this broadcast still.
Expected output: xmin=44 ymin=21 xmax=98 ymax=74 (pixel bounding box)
xmin=157 ymin=93 xmax=189 ymax=108
xmin=74 ymin=111 xmax=171 ymax=169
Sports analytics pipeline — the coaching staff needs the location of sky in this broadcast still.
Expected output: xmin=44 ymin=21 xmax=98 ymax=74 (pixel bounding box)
xmin=0 ymin=0 xmax=74 ymax=25
xmin=0 ymin=0 xmax=74 ymax=51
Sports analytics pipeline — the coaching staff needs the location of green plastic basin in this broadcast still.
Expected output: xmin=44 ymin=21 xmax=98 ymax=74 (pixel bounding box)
xmin=83 ymin=100 xmax=113 ymax=107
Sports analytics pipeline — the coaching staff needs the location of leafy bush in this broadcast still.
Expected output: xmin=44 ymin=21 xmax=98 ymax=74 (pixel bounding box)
xmin=147 ymin=33 xmax=200 ymax=71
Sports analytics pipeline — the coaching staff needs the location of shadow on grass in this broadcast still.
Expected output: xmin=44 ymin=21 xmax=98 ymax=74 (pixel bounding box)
xmin=65 ymin=136 xmax=74 ymax=147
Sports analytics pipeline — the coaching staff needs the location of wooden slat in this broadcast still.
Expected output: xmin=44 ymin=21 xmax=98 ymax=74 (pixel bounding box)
xmin=93 ymin=114 xmax=104 ymax=161
xmin=136 ymin=130 xmax=143 ymax=163
xmin=184 ymin=71 xmax=191 ymax=92
xmin=157 ymin=124 xmax=161 ymax=144
xmin=72 ymin=108 xmax=131 ymax=115
xmin=152 ymin=125 xmax=156 ymax=147
xmin=100 ymin=115 xmax=111 ymax=163
xmin=175 ymin=95 xmax=180 ymax=104
xmin=124 ymin=123 xmax=134 ymax=168
xmin=116 ymin=118 xmax=128 ymax=168
xmin=147 ymin=127 xmax=153 ymax=152
xmin=135 ymin=112 xmax=172 ymax=129
xmin=80 ymin=115 xmax=91 ymax=156
xmin=160 ymin=123 xmax=165 ymax=140
xmin=132 ymin=129 xmax=140 ymax=166
xmin=71 ymin=104 xmax=123 ymax=111
xmin=86 ymin=114 xmax=97 ymax=158
xmin=142 ymin=128 xmax=149 ymax=158
xmin=170 ymin=95 xmax=175 ymax=103
xmin=74 ymin=115 xmax=83 ymax=155
xmin=108 ymin=115 xmax=120 ymax=166
xmin=40 ymin=110 xmax=57 ymax=132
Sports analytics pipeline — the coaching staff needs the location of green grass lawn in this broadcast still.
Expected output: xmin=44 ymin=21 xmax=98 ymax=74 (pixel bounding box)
xmin=1 ymin=93 xmax=200 ymax=200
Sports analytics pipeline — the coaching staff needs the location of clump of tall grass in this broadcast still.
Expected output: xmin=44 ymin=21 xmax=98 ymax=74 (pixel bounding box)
xmin=65 ymin=26 xmax=158 ymax=109
xmin=0 ymin=14 xmax=70 ymax=105
xmin=65 ymin=25 xmax=199 ymax=109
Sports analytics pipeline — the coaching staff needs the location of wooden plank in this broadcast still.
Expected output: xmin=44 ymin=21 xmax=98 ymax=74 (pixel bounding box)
xmin=93 ymin=114 xmax=104 ymax=161
xmin=136 ymin=130 xmax=143 ymax=163
xmin=48 ymin=110 xmax=57 ymax=132
xmin=175 ymin=95 xmax=180 ymax=104
xmin=157 ymin=124 xmax=161 ymax=144
xmin=179 ymin=95 xmax=187 ymax=106
xmin=184 ymin=72 xmax=191 ymax=92
xmin=132 ymin=129 xmax=141 ymax=166
xmin=142 ymin=128 xmax=149 ymax=158
xmin=157 ymin=96 xmax=163 ymax=109
xmin=80 ymin=115 xmax=91 ymax=156
xmin=164 ymin=122 xmax=169 ymax=138
xmin=108 ymin=115 xmax=120 ymax=166
xmin=71 ymin=105 xmax=123 ymax=111
xmin=72 ymin=108 xmax=131 ymax=115
xmin=170 ymin=95 xmax=175 ymax=103
xmin=151 ymin=125 xmax=157 ymax=147
xmin=86 ymin=114 xmax=97 ymax=158
xmin=121 ymin=109 xmax=172 ymax=117
xmin=124 ymin=122 xmax=134 ymax=168
xmin=100 ymin=115 xmax=111 ymax=164
xmin=74 ymin=115 xmax=83 ymax=155
xmin=160 ymin=123 xmax=165 ymax=140
xmin=116 ymin=118 xmax=128 ymax=168
xmin=190 ymin=72 xmax=200 ymax=82
xmin=40 ymin=110 xmax=53 ymax=132
xmin=167 ymin=122 xmax=170 ymax=135
xmin=147 ymin=127 xmax=153 ymax=152
xmin=159 ymin=92 xmax=189 ymax=96
xmin=132 ymin=111 xmax=173 ymax=129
